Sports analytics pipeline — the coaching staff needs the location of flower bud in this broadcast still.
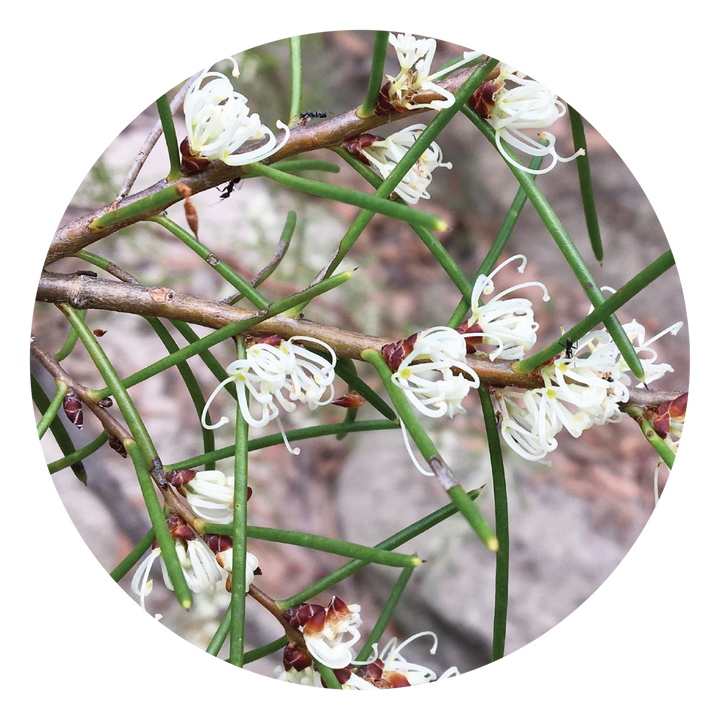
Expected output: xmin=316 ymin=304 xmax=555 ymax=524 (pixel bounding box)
xmin=63 ymin=389 xmax=83 ymax=429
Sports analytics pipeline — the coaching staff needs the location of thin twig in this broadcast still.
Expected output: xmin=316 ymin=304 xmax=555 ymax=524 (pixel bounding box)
xmin=109 ymin=71 xmax=202 ymax=211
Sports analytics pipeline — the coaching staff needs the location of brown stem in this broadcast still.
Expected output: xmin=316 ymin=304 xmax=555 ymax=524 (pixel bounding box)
xmin=35 ymin=272 xmax=684 ymax=409
xmin=248 ymin=584 xmax=304 ymax=646
xmin=30 ymin=338 xmax=132 ymax=443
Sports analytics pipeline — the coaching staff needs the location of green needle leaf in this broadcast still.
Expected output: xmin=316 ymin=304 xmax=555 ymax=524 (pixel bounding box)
xmin=569 ymin=105 xmax=603 ymax=263
xmin=156 ymin=93 xmax=182 ymax=181
xmin=357 ymin=31 xmax=389 ymax=118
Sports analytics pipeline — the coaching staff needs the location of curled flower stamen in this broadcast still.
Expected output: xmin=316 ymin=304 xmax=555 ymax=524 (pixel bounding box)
xmin=183 ymin=58 xmax=289 ymax=170
xmin=201 ymin=337 xmax=336 ymax=454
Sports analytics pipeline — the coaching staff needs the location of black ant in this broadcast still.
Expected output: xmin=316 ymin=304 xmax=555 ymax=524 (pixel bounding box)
xmin=219 ymin=177 xmax=242 ymax=200
xmin=563 ymin=337 xmax=578 ymax=359
xmin=297 ymin=110 xmax=330 ymax=126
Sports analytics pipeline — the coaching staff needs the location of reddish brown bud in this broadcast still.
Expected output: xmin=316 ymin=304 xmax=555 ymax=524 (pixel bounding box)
xmin=108 ymin=434 xmax=128 ymax=458
xmin=283 ymin=643 xmax=313 ymax=671
xmin=332 ymin=391 xmax=367 ymax=409
xmin=246 ymin=335 xmax=284 ymax=347
xmin=383 ymin=671 xmax=412 ymax=688
xmin=96 ymin=397 xmax=113 ymax=408
xmin=93 ymin=329 xmax=107 ymax=337
xmin=302 ymin=608 xmax=327 ymax=636
xmin=651 ymin=392 xmax=688 ymax=438
xmin=341 ymin=133 xmax=384 ymax=159
xmin=63 ymin=389 xmax=83 ymax=429
xmin=375 ymin=81 xmax=394 ymax=114
xmin=669 ymin=392 xmax=688 ymax=418
xmin=381 ymin=333 xmax=418 ymax=373
xmin=331 ymin=667 xmax=353 ymax=686
xmin=284 ymin=603 xmax=325 ymax=629
xmin=180 ymin=137 xmax=210 ymax=174
xmin=468 ymin=79 xmax=503 ymax=119
xmin=165 ymin=469 xmax=197 ymax=488
xmin=326 ymin=596 xmax=350 ymax=624
xmin=204 ymin=534 xmax=233 ymax=553
xmin=184 ymin=197 xmax=199 ymax=238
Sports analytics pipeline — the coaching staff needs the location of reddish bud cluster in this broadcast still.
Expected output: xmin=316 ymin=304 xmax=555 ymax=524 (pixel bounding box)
xmin=356 ymin=659 xmax=411 ymax=688
xmin=167 ymin=515 xmax=195 ymax=543
xmin=650 ymin=392 xmax=688 ymax=439
xmin=93 ymin=329 xmax=107 ymax=337
xmin=381 ymin=333 xmax=418 ymax=373
xmin=284 ymin=602 xmax=325 ymax=630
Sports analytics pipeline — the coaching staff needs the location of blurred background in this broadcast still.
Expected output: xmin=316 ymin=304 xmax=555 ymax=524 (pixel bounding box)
xmin=32 ymin=30 xmax=689 ymax=680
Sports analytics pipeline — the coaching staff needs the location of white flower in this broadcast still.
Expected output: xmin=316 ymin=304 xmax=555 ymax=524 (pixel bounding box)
xmin=201 ymin=336 xmax=337 ymax=454
xmin=299 ymin=597 xmax=363 ymax=670
xmin=392 ymin=327 xmax=480 ymax=419
xmin=214 ymin=546 xmax=260 ymax=594
xmin=131 ymin=535 xmax=222 ymax=612
xmin=182 ymin=469 xmax=235 ymax=523
xmin=385 ymin=33 xmax=482 ymax=111
xmin=495 ymin=312 xmax=683 ymax=462
xmin=485 ymin=64 xmax=585 ymax=175
xmin=465 ymin=255 xmax=550 ymax=360
xmin=359 ymin=124 xmax=452 ymax=204
xmin=183 ymin=56 xmax=289 ymax=166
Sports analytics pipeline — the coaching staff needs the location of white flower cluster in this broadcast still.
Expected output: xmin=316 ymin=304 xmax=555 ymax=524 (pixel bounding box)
xmin=384 ymin=32 xmax=482 ymax=111
xmin=467 ymin=254 xmax=550 ymax=360
xmin=201 ymin=336 xmax=337 ymax=454
xmin=482 ymin=63 xmax=585 ymax=175
xmin=385 ymin=259 xmax=681 ymax=466
xmin=276 ymin=600 xmax=458 ymax=689
xmin=493 ymin=318 xmax=683 ymax=462
xmin=131 ymin=515 xmax=259 ymax=613
xmin=359 ymin=124 xmax=452 ymax=204
xmin=183 ymin=56 xmax=289 ymax=167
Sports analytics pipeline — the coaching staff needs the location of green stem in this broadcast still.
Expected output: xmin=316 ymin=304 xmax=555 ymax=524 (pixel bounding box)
xmin=28 ymin=380 xmax=67 ymax=442
xmin=90 ymin=268 xmax=355 ymax=400
xmin=199 ymin=525 xmax=423 ymax=567
xmin=110 ymin=527 xmax=155 ymax=581
xmin=248 ymin=159 xmax=339 ymax=176
xmin=447 ymin=153 xmax=545 ymax=328
xmin=315 ymin=660 xmax=342 ymax=689
xmin=45 ymin=425 xmax=108 ymax=476
xmin=243 ymin=636 xmax=288 ymax=664
xmin=361 ymin=348 xmax=498 ymax=551
xmin=156 ymin=93 xmax=182 ymax=181
xmin=569 ymin=105 xmax=602 ymax=263
xmin=288 ymin=36 xmax=302 ymax=125
xmin=461 ymin=104 xmax=645 ymax=381
xmin=207 ymin=606 xmax=232 ymax=657
xmin=125 ymin=440 xmax=192 ymax=607
xmin=357 ymin=31 xmax=389 ymax=118
xmin=277 ymin=488 xmax=480 ymax=610
xmin=229 ymin=338 xmax=249 ymax=668
xmin=248 ymin=162 xmax=448 ymax=231
xmin=54 ymin=309 xmax=86 ymax=361
xmin=89 ymin=184 xmax=190 ymax=231
xmin=355 ymin=566 xmax=414 ymax=661
xmin=164 ymin=419 xmax=398 ymax=471
xmin=31 ymin=374 xmax=86 ymax=484
xmin=624 ymin=405 xmax=676 ymax=468
xmin=148 ymin=214 xmax=268 ymax=310
xmin=479 ymin=386 xmax=509 ymax=660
